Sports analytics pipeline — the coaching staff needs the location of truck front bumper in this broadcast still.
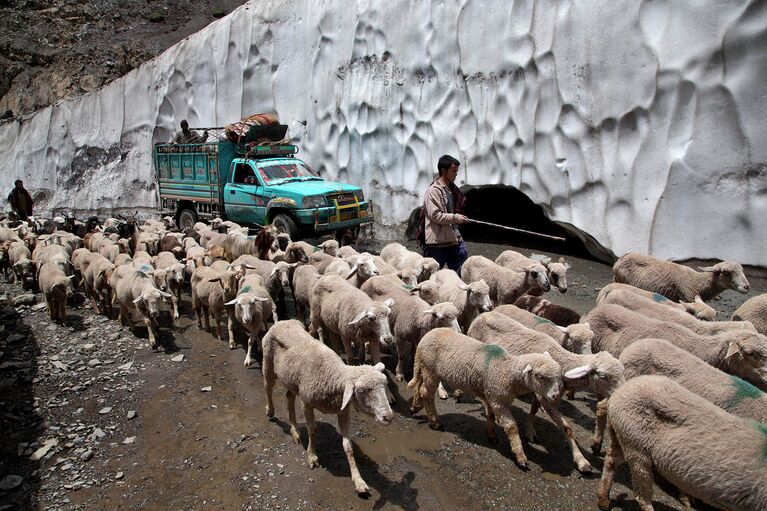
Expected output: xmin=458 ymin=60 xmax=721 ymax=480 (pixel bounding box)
xmin=294 ymin=200 xmax=373 ymax=232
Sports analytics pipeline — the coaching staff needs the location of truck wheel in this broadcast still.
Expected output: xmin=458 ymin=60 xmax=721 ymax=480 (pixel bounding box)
xmin=272 ymin=213 xmax=298 ymax=240
xmin=178 ymin=208 xmax=197 ymax=231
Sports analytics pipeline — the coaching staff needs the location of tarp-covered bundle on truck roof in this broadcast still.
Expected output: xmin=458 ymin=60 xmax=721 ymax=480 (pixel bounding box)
xmin=225 ymin=113 xmax=289 ymax=145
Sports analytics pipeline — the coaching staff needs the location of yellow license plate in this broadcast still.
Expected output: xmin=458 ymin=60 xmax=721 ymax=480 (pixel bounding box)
xmin=340 ymin=211 xmax=357 ymax=221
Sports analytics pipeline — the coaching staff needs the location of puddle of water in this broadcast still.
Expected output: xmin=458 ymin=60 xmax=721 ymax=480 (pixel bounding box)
xmin=355 ymin=430 xmax=446 ymax=469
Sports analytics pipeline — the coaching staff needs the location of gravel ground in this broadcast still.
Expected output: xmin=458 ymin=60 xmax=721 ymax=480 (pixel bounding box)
xmin=0 ymin=237 xmax=763 ymax=511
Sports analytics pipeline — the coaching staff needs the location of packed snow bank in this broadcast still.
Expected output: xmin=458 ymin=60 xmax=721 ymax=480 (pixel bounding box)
xmin=1 ymin=0 xmax=766 ymax=266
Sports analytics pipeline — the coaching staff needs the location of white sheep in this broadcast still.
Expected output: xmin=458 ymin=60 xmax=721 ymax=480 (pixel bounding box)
xmin=601 ymin=287 xmax=755 ymax=335
xmin=344 ymin=255 xmax=379 ymax=288
xmin=493 ymin=304 xmax=593 ymax=355
xmin=495 ymin=250 xmax=570 ymax=294
xmin=585 ymin=303 xmax=767 ymax=388
xmin=409 ymin=280 xmax=441 ymax=305
xmin=262 ymin=320 xmax=393 ymax=495
xmin=461 ymin=255 xmax=550 ymax=306
xmin=291 ymin=264 xmax=321 ymax=325
xmin=612 ymin=252 xmax=750 ymax=302
xmin=468 ymin=312 xmax=624 ymax=472
xmin=597 ymin=282 xmax=717 ymax=320
xmin=191 ymin=266 xmax=242 ymax=341
xmin=9 ymin=240 xmax=33 ymax=286
xmin=153 ymin=251 xmax=186 ymax=321
xmin=598 ymin=375 xmax=767 ymax=511
xmin=309 ymin=274 xmax=393 ymax=365
xmin=379 ymin=242 xmax=439 ymax=282
xmin=431 ymin=269 xmax=493 ymax=331
xmin=226 ymin=274 xmax=274 ymax=365
xmin=732 ymin=293 xmax=767 ymax=335
xmin=408 ymin=328 xmax=563 ymax=470
xmin=38 ymin=262 xmax=75 ymax=323
xmin=361 ymin=275 xmax=461 ymax=382
xmin=83 ymin=255 xmax=116 ymax=316
xmin=111 ymin=265 xmax=171 ymax=348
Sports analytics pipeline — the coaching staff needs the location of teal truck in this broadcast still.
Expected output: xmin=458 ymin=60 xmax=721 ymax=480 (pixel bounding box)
xmin=153 ymin=140 xmax=371 ymax=239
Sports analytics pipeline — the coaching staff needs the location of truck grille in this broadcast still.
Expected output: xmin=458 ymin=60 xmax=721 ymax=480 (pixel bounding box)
xmin=326 ymin=192 xmax=356 ymax=205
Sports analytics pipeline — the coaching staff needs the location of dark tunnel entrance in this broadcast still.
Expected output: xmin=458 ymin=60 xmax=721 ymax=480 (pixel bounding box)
xmin=406 ymin=184 xmax=615 ymax=264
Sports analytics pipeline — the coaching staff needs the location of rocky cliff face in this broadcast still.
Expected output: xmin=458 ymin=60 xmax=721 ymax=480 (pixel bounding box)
xmin=1 ymin=0 xmax=766 ymax=266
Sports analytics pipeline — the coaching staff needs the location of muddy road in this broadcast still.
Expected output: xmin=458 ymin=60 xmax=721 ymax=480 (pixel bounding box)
xmin=1 ymin=238 xmax=763 ymax=511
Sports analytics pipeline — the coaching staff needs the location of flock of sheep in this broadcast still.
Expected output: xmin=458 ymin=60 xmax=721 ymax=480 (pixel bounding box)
xmin=2 ymin=213 xmax=767 ymax=509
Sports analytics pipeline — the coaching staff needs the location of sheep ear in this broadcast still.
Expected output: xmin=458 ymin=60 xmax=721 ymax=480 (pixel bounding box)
xmin=725 ymin=342 xmax=741 ymax=359
xmin=373 ymin=362 xmax=385 ymax=372
xmin=698 ymin=266 xmax=718 ymax=273
xmin=224 ymin=298 xmax=238 ymax=306
xmin=558 ymin=257 xmax=565 ymax=264
xmin=67 ymin=275 xmax=76 ymax=280
xmin=512 ymin=267 xmax=526 ymax=273
xmin=422 ymin=308 xmax=435 ymax=315
xmin=269 ymin=267 xmax=278 ymax=277
xmin=132 ymin=295 xmax=144 ymax=304
xmin=207 ymin=277 xmax=221 ymax=283
xmin=289 ymin=262 xmax=298 ymax=268
xmin=459 ymin=283 xmax=470 ymax=291
xmin=694 ymin=295 xmax=705 ymax=304
xmin=341 ymin=382 xmax=354 ymax=410
xmin=564 ymin=365 xmax=592 ymax=379
xmin=254 ymin=296 xmax=270 ymax=302
xmin=556 ymin=325 xmax=568 ymax=333
xmin=346 ymin=265 xmax=359 ymax=279
xmin=348 ymin=311 xmax=367 ymax=325
xmin=160 ymin=291 xmax=173 ymax=298
xmin=522 ymin=364 xmax=533 ymax=376
xmin=383 ymin=298 xmax=394 ymax=308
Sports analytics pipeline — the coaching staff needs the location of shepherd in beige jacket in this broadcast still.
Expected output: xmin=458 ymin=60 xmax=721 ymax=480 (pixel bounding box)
xmin=420 ymin=154 xmax=470 ymax=274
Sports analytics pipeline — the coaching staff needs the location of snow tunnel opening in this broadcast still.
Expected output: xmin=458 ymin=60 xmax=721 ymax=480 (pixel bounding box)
xmin=406 ymin=184 xmax=615 ymax=264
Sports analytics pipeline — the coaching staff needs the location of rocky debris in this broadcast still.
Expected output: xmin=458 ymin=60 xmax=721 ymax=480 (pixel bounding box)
xmin=0 ymin=277 xmax=185 ymax=509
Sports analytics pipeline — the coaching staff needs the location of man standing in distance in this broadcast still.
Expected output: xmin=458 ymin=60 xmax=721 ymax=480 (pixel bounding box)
xmin=421 ymin=154 xmax=469 ymax=273
xmin=8 ymin=179 xmax=33 ymax=221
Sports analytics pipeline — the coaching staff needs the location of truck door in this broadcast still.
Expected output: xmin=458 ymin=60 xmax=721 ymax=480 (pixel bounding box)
xmin=223 ymin=162 xmax=267 ymax=225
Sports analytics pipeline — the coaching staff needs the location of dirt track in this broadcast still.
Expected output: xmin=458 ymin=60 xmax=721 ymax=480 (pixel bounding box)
xmin=1 ymin=239 xmax=763 ymax=511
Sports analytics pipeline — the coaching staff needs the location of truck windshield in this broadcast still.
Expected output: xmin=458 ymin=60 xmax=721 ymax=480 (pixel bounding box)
xmin=257 ymin=161 xmax=320 ymax=184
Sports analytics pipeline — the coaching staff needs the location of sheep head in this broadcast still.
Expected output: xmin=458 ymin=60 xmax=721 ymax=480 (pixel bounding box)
xmin=699 ymin=261 xmax=750 ymax=294
xmin=343 ymin=363 xmax=393 ymax=425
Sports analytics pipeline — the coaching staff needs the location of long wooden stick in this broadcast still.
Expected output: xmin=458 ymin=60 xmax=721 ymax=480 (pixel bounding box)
xmin=468 ymin=219 xmax=566 ymax=242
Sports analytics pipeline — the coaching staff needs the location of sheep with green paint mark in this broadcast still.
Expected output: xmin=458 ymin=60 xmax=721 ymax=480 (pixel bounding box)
xmin=227 ymin=273 xmax=275 ymax=366
xmin=468 ymin=311 xmax=624 ymax=472
xmin=598 ymin=375 xmax=767 ymax=511
xmin=494 ymin=304 xmax=593 ymax=354
xmin=602 ymin=288 xmax=753 ymax=335
xmin=597 ymin=282 xmax=717 ymax=320
xmin=586 ymin=303 xmax=767 ymax=389
xmin=408 ymin=328 xmax=562 ymax=470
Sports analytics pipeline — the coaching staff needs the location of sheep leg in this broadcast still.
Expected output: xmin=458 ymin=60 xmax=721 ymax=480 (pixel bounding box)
xmin=338 ymin=408 xmax=370 ymax=496
xmin=213 ymin=312 xmax=223 ymax=341
xmin=540 ymin=401 xmax=593 ymax=473
xmin=419 ymin=372 xmax=442 ymax=430
xmin=171 ymin=294 xmax=180 ymax=322
xmin=229 ymin=318 xmax=241 ymax=350
xmin=597 ymin=427 xmax=624 ymax=510
xmin=628 ymin=453 xmax=655 ymax=511
xmin=263 ymin=366 xmax=275 ymax=419
xmin=479 ymin=397 xmax=498 ymax=444
xmin=57 ymin=299 xmax=66 ymax=326
xmin=394 ymin=338 xmax=407 ymax=382
xmin=303 ymin=403 xmax=319 ymax=468
xmin=202 ymin=305 xmax=211 ymax=331
xmin=45 ymin=296 xmax=54 ymax=321
xmin=243 ymin=332 xmax=258 ymax=367
xmin=341 ymin=335 xmax=357 ymax=365
xmin=493 ymin=403 xmax=528 ymax=470
xmin=525 ymin=399 xmax=540 ymax=443
xmin=143 ymin=315 xmax=158 ymax=349
xmin=285 ymin=390 xmax=300 ymax=445
xmin=592 ymin=395 xmax=609 ymax=454
xmin=367 ymin=338 xmax=381 ymax=365
xmin=193 ymin=298 xmax=203 ymax=329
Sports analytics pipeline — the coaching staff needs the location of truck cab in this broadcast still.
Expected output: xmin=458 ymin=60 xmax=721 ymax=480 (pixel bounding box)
xmin=155 ymin=141 xmax=371 ymax=239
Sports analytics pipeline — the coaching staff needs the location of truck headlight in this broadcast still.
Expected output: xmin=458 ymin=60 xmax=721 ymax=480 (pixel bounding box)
xmin=353 ymin=189 xmax=364 ymax=202
xmin=302 ymin=195 xmax=326 ymax=208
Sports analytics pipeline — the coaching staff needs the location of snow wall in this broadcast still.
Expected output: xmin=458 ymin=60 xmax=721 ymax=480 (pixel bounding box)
xmin=1 ymin=0 xmax=766 ymax=266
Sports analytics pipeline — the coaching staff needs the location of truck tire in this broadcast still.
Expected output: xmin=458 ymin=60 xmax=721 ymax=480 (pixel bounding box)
xmin=272 ymin=213 xmax=298 ymax=240
xmin=178 ymin=208 xmax=197 ymax=231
